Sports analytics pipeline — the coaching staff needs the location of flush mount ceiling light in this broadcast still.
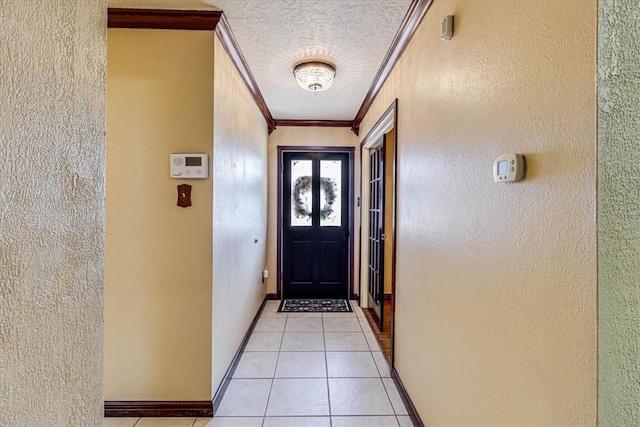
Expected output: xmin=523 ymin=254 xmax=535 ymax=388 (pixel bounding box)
xmin=293 ymin=61 xmax=336 ymax=92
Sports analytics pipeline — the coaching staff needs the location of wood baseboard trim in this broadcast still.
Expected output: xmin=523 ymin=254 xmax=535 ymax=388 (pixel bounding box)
xmin=104 ymin=401 xmax=212 ymax=417
xmin=390 ymin=368 xmax=424 ymax=427
xmin=106 ymin=296 xmax=271 ymax=418
xmin=211 ymin=297 xmax=270 ymax=413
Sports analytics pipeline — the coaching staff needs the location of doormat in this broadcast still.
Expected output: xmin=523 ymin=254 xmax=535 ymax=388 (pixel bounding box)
xmin=278 ymin=299 xmax=352 ymax=313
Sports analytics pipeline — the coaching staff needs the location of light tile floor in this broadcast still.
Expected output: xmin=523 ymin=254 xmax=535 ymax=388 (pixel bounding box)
xmin=104 ymin=301 xmax=413 ymax=427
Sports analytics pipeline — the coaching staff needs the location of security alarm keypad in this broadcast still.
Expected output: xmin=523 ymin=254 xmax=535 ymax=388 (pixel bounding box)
xmin=170 ymin=154 xmax=208 ymax=179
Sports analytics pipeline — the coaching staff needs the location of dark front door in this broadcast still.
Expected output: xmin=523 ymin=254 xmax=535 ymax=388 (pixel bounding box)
xmin=283 ymin=152 xmax=350 ymax=299
xmin=367 ymin=141 xmax=385 ymax=330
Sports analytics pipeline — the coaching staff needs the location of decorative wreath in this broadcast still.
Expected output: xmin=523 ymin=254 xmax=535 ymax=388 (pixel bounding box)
xmin=293 ymin=176 xmax=338 ymax=220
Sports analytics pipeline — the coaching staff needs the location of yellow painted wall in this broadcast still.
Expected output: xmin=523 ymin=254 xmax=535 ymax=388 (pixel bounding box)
xmin=266 ymin=127 xmax=359 ymax=296
xmin=359 ymin=1 xmax=597 ymax=424
xmin=211 ymin=35 xmax=269 ymax=392
xmin=105 ymin=29 xmax=213 ymax=400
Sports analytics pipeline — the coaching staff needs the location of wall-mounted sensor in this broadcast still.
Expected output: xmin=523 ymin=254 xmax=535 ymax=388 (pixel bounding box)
xmin=494 ymin=154 xmax=526 ymax=183
xmin=440 ymin=15 xmax=454 ymax=41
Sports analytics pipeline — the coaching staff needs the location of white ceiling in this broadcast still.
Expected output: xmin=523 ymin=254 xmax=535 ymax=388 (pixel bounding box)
xmin=108 ymin=0 xmax=413 ymax=121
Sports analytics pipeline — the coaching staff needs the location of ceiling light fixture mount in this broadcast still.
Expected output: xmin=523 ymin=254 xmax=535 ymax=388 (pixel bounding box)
xmin=293 ymin=61 xmax=336 ymax=92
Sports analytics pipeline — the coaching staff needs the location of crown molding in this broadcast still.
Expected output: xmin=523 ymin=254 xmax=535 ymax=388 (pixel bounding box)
xmin=107 ymin=8 xmax=275 ymax=133
xmin=275 ymin=120 xmax=358 ymax=135
xmin=108 ymin=0 xmax=434 ymax=137
xmin=215 ymin=14 xmax=276 ymax=134
xmin=107 ymin=8 xmax=222 ymax=30
xmin=352 ymin=0 xmax=434 ymax=132
xmin=276 ymin=119 xmax=354 ymax=128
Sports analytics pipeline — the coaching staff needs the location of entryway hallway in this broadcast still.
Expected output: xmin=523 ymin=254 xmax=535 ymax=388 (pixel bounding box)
xmin=104 ymin=301 xmax=412 ymax=427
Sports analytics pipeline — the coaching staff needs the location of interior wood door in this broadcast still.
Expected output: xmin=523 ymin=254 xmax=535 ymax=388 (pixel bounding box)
xmin=283 ymin=152 xmax=350 ymax=299
xmin=367 ymin=140 xmax=385 ymax=330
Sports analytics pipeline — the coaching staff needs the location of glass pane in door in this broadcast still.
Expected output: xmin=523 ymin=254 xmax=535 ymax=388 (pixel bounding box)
xmin=291 ymin=160 xmax=313 ymax=227
xmin=320 ymin=160 xmax=342 ymax=227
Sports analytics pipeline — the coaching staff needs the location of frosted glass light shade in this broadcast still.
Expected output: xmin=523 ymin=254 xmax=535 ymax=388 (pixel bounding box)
xmin=293 ymin=61 xmax=336 ymax=92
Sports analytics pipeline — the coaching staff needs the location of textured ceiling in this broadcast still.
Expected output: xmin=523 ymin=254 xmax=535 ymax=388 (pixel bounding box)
xmin=206 ymin=0 xmax=412 ymax=120
xmin=107 ymin=0 xmax=413 ymax=121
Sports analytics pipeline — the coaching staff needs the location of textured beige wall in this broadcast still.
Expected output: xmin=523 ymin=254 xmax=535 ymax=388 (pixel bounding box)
xmin=105 ymin=29 xmax=213 ymax=400
xmin=266 ymin=127 xmax=359 ymax=296
xmin=212 ymin=35 xmax=269 ymax=392
xmin=360 ymin=1 xmax=597 ymax=424
xmin=0 ymin=1 xmax=106 ymax=425
xmin=598 ymin=0 xmax=640 ymax=425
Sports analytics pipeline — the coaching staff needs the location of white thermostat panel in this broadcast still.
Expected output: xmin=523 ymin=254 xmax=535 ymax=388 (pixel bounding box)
xmin=170 ymin=153 xmax=208 ymax=179
xmin=493 ymin=154 xmax=526 ymax=183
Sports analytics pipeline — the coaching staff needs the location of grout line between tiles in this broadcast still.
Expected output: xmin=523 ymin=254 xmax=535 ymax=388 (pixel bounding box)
xmin=261 ymin=314 xmax=287 ymax=424
xmin=381 ymin=376 xmax=401 ymax=417
xmin=372 ymin=351 xmax=386 ymax=378
xmin=357 ymin=313 xmax=380 ymax=380
xmin=214 ymin=308 xmax=399 ymax=424
xmin=322 ymin=313 xmax=333 ymax=427
xmin=223 ymin=375 xmax=386 ymax=379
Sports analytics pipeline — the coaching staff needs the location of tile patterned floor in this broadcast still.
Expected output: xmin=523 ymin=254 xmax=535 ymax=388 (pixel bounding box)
xmin=104 ymin=301 xmax=413 ymax=427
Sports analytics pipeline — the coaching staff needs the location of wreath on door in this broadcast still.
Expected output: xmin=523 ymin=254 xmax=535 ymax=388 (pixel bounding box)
xmin=293 ymin=176 xmax=338 ymax=220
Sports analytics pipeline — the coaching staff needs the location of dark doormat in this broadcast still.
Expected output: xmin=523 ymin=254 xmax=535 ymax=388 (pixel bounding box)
xmin=278 ymin=299 xmax=352 ymax=313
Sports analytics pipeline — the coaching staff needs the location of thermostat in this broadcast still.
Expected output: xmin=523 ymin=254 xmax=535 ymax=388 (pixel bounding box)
xmin=493 ymin=154 xmax=526 ymax=183
xmin=170 ymin=153 xmax=208 ymax=179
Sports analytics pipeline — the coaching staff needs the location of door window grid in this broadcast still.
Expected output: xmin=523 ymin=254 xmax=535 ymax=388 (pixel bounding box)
xmin=368 ymin=148 xmax=383 ymax=303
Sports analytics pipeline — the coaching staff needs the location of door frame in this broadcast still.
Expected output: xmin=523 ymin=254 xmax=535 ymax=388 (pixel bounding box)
xmin=358 ymin=99 xmax=398 ymax=365
xmin=277 ymin=146 xmax=356 ymax=299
